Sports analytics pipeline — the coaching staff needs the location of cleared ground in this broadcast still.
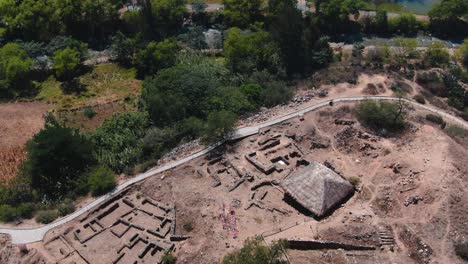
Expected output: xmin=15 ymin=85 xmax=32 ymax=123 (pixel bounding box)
xmin=0 ymin=102 xmax=50 ymax=182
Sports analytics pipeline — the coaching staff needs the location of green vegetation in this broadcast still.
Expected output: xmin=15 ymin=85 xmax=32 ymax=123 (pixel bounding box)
xmin=135 ymin=39 xmax=179 ymax=78
xmin=89 ymin=112 xmax=149 ymax=173
xmin=424 ymin=42 xmax=450 ymax=67
xmin=455 ymin=39 xmax=468 ymax=68
xmin=223 ymin=0 xmax=262 ymax=28
xmin=425 ymin=114 xmax=445 ymax=125
xmin=356 ymin=100 xmax=407 ymax=133
xmin=35 ymin=210 xmax=59 ymax=224
xmin=0 ymin=43 xmax=34 ymax=98
xmin=37 ymin=64 xmax=141 ymax=110
xmin=87 ymin=166 xmax=117 ymax=196
xmin=161 ymin=250 xmax=177 ymax=264
xmin=222 ymin=237 xmax=287 ymax=264
xmin=24 ymin=119 xmax=95 ymax=199
xmin=0 ymin=0 xmax=466 ymax=225
xmin=455 ymin=241 xmax=468 ymax=261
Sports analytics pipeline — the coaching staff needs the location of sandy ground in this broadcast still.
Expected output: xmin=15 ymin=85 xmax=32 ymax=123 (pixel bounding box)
xmin=0 ymin=102 xmax=50 ymax=182
xmin=16 ymin=98 xmax=464 ymax=264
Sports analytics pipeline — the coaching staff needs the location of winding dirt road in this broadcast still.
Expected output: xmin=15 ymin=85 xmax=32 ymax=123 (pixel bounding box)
xmin=0 ymin=96 xmax=466 ymax=244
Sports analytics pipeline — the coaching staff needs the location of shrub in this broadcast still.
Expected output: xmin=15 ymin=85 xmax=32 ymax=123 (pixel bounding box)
xmin=413 ymin=94 xmax=426 ymax=104
xmin=83 ymin=107 xmax=97 ymax=119
xmin=161 ymin=250 xmax=177 ymax=264
xmin=57 ymin=199 xmax=75 ymax=216
xmin=424 ymin=42 xmax=450 ymax=67
xmin=36 ymin=210 xmax=59 ymax=224
xmin=16 ymin=203 xmax=35 ymax=219
xmin=445 ymin=125 xmax=468 ymax=139
xmin=222 ymin=237 xmax=287 ymax=264
xmin=355 ymin=100 xmax=407 ymax=133
xmin=0 ymin=205 xmax=19 ymax=222
xmin=455 ymin=241 xmax=468 ymax=261
xmin=425 ymin=114 xmax=444 ymax=125
xmin=348 ymin=176 xmax=361 ymax=187
xmin=87 ymin=166 xmax=117 ymax=196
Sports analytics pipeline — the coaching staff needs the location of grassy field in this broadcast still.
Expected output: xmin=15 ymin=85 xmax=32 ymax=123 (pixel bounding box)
xmin=36 ymin=64 xmax=142 ymax=110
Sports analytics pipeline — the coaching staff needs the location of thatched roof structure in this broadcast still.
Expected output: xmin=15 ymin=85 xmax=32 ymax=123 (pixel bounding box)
xmin=280 ymin=162 xmax=354 ymax=217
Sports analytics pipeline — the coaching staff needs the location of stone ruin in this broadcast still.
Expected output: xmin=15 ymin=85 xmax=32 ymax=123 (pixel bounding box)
xmin=244 ymin=132 xmax=309 ymax=179
xmin=44 ymin=190 xmax=187 ymax=264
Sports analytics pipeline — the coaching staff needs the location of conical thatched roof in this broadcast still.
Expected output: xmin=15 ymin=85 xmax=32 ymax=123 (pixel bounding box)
xmin=281 ymin=161 xmax=354 ymax=217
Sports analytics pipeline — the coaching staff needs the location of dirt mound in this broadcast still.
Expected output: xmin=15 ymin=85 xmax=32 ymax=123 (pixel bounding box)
xmin=363 ymin=83 xmax=386 ymax=95
xmin=415 ymin=69 xmax=447 ymax=97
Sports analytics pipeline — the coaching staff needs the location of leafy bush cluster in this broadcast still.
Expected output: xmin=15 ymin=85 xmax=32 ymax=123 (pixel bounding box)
xmin=222 ymin=237 xmax=287 ymax=264
xmin=356 ymin=100 xmax=407 ymax=134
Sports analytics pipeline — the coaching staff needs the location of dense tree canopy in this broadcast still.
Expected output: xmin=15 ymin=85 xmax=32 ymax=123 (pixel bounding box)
xmin=429 ymin=0 xmax=468 ymax=37
xmin=24 ymin=122 xmax=95 ymax=199
xmin=135 ymin=38 xmax=179 ymax=77
xmin=224 ymin=27 xmax=283 ymax=75
xmin=90 ymin=112 xmax=150 ymax=173
xmin=0 ymin=43 xmax=34 ymax=98
xmin=223 ymin=0 xmax=263 ymax=28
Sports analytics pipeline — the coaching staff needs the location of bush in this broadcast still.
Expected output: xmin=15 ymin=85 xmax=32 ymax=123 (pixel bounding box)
xmin=424 ymin=42 xmax=450 ymax=67
xmin=413 ymin=94 xmax=426 ymax=104
xmin=161 ymin=250 xmax=177 ymax=264
xmin=36 ymin=210 xmax=59 ymax=224
xmin=24 ymin=122 xmax=95 ymax=200
xmin=89 ymin=112 xmax=149 ymax=173
xmin=87 ymin=166 xmax=117 ymax=196
xmin=0 ymin=205 xmax=20 ymax=222
xmin=356 ymin=100 xmax=407 ymax=133
xmin=425 ymin=114 xmax=444 ymax=125
xmin=445 ymin=125 xmax=468 ymax=139
xmin=57 ymin=199 xmax=75 ymax=216
xmin=348 ymin=176 xmax=361 ymax=187
xmin=83 ymin=107 xmax=97 ymax=119
xmin=455 ymin=241 xmax=468 ymax=261
xmin=222 ymin=237 xmax=287 ymax=264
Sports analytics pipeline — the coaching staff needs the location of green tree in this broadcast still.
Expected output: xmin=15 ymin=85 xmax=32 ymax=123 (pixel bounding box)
xmin=0 ymin=43 xmax=34 ymax=98
xmin=424 ymin=42 xmax=450 ymax=67
xmin=52 ymin=48 xmax=82 ymax=81
xmin=392 ymin=38 xmax=418 ymax=71
xmin=141 ymin=60 xmax=224 ymax=126
xmin=135 ymin=38 xmax=179 ymax=78
xmin=315 ymin=0 xmax=364 ymax=34
xmin=202 ymin=110 xmax=237 ymax=143
xmin=24 ymin=123 xmax=95 ymax=199
xmin=87 ymin=166 xmax=116 ymax=196
xmin=90 ymin=112 xmax=149 ymax=173
xmin=429 ymin=0 xmax=468 ymax=37
xmin=356 ymin=100 xmax=407 ymax=133
xmin=222 ymin=237 xmax=287 ymax=264
xmin=111 ymin=32 xmax=136 ymax=66
xmin=389 ymin=13 xmax=420 ymax=36
xmin=224 ymin=27 xmax=283 ymax=75
xmin=374 ymin=10 xmax=389 ymax=34
xmin=455 ymin=39 xmax=468 ymax=68
xmin=223 ymin=0 xmax=263 ymax=28
xmin=267 ymin=0 xmax=304 ymax=75
xmin=0 ymin=0 xmax=61 ymax=41
xmin=151 ymin=0 xmax=186 ymax=38
xmin=209 ymin=86 xmax=254 ymax=114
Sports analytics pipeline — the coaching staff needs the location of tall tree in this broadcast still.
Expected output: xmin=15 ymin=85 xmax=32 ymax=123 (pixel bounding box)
xmin=224 ymin=27 xmax=283 ymax=75
xmin=223 ymin=0 xmax=263 ymax=28
xmin=0 ymin=43 xmax=34 ymax=98
xmin=24 ymin=122 xmax=94 ymax=199
xmin=429 ymin=0 xmax=468 ymax=37
xmin=267 ymin=0 xmax=304 ymax=76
